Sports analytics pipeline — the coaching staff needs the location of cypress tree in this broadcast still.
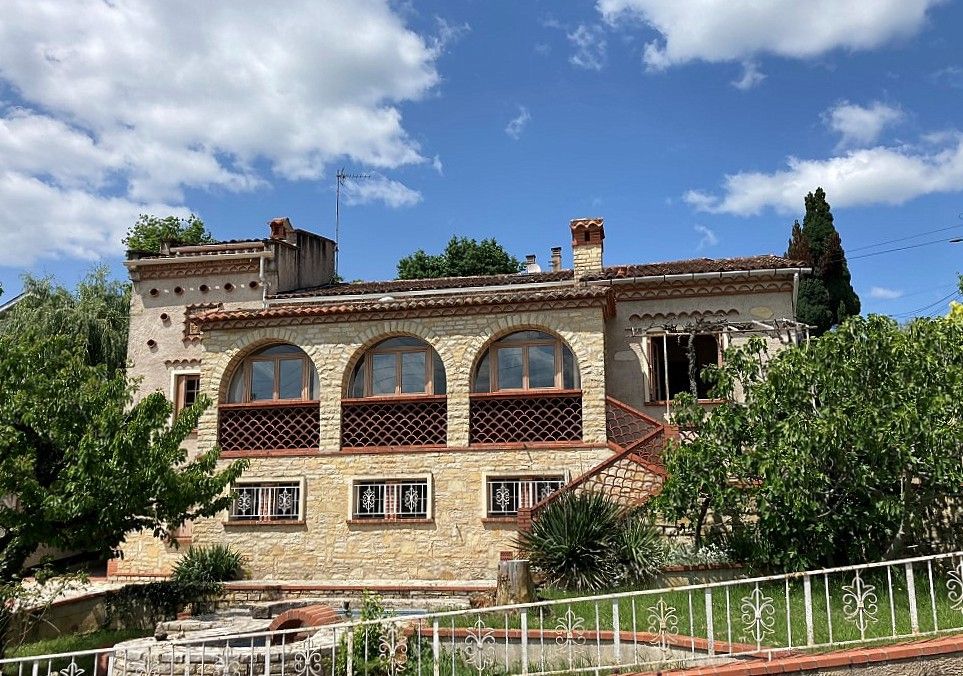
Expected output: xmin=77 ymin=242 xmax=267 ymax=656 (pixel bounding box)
xmin=785 ymin=188 xmax=860 ymax=334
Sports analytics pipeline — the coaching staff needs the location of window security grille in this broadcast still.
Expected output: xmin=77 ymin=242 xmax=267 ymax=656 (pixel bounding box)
xmin=352 ymin=480 xmax=429 ymax=520
xmin=229 ymin=483 xmax=301 ymax=522
xmin=486 ymin=476 xmax=564 ymax=516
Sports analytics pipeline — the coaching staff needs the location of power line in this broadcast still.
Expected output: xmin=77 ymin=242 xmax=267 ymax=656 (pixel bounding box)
xmin=847 ymin=222 xmax=963 ymax=253
xmin=848 ymin=237 xmax=962 ymax=261
xmin=892 ymin=290 xmax=961 ymax=318
xmin=334 ymin=168 xmax=371 ymax=277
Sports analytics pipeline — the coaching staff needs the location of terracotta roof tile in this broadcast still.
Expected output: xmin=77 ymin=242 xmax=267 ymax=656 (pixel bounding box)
xmin=270 ymin=270 xmax=574 ymax=299
xmin=586 ymin=255 xmax=807 ymax=281
xmin=271 ymin=255 xmax=805 ymax=299
xmin=198 ymin=286 xmax=612 ymax=325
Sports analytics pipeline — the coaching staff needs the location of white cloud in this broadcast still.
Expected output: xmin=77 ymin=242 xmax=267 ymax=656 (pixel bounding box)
xmin=0 ymin=1 xmax=444 ymax=264
xmin=825 ymin=101 xmax=903 ymax=148
xmin=598 ymin=0 xmax=943 ymax=70
xmin=731 ymin=62 xmax=766 ymax=90
xmin=0 ymin=171 xmax=188 ymax=265
xmin=931 ymin=65 xmax=963 ymax=89
xmin=870 ymin=286 xmax=904 ymax=300
xmin=505 ymin=106 xmax=531 ymax=140
xmin=684 ymin=134 xmax=963 ymax=215
xmin=341 ymin=173 xmax=422 ymax=208
xmin=568 ymin=24 xmax=608 ymax=70
xmin=431 ymin=155 xmax=444 ymax=175
xmin=694 ymin=224 xmax=719 ymax=250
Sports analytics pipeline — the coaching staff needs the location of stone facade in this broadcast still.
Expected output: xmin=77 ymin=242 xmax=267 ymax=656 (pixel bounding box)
xmin=113 ymin=216 xmax=807 ymax=583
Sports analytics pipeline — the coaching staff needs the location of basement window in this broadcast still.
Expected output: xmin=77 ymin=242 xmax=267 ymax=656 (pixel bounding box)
xmin=486 ymin=476 xmax=564 ymax=517
xmin=351 ymin=478 xmax=430 ymax=520
xmin=649 ymin=334 xmax=721 ymax=401
xmin=228 ymin=482 xmax=303 ymax=522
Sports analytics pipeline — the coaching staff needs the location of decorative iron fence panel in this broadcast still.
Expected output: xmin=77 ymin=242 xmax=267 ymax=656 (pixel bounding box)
xmin=218 ymin=402 xmax=320 ymax=452
xmin=469 ymin=392 xmax=582 ymax=444
xmin=4 ymin=552 xmax=962 ymax=676
xmin=340 ymin=396 xmax=447 ymax=448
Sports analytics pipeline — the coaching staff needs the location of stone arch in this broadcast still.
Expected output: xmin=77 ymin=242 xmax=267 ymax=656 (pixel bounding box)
xmin=338 ymin=322 xmax=452 ymax=397
xmin=267 ymin=604 xmax=339 ymax=632
xmin=214 ymin=331 xmax=319 ymax=403
xmin=467 ymin=322 xmax=584 ymax=391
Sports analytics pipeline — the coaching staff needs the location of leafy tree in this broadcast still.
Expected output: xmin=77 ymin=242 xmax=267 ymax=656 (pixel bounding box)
xmin=786 ymin=188 xmax=860 ymax=334
xmin=123 ymin=214 xmax=215 ymax=253
xmin=0 ymin=268 xmax=130 ymax=372
xmin=0 ymin=322 xmax=246 ymax=653
xmin=657 ymin=315 xmax=963 ymax=571
xmin=396 ymin=236 xmax=522 ymax=279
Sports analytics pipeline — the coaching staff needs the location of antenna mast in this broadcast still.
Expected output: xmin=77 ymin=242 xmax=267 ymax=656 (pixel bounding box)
xmin=335 ymin=168 xmax=371 ymax=277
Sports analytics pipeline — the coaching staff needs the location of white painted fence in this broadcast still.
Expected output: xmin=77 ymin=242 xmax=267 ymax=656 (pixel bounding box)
xmin=2 ymin=551 xmax=962 ymax=675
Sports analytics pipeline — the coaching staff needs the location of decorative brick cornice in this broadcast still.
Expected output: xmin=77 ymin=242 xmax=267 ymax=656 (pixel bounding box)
xmin=196 ymin=287 xmax=614 ymax=329
xmin=133 ymin=259 xmax=260 ymax=281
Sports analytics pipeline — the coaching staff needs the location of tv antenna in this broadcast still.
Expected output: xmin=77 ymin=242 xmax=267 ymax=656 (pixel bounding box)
xmin=335 ymin=168 xmax=371 ymax=277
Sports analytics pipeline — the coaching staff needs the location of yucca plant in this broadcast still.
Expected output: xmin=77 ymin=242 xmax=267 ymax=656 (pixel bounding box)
xmin=171 ymin=544 xmax=244 ymax=584
xmin=517 ymin=491 xmax=622 ymax=592
xmin=616 ymin=509 xmax=666 ymax=584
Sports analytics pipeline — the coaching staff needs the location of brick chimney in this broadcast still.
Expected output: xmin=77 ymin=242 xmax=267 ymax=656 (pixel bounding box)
xmin=570 ymin=217 xmax=604 ymax=278
xmin=268 ymin=217 xmax=297 ymax=244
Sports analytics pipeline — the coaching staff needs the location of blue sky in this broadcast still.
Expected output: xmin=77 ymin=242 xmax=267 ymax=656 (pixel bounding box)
xmin=0 ymin=1 xmax=961 ymax=317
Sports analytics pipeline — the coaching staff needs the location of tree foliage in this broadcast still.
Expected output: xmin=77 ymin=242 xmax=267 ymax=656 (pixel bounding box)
xmin=0 ymin=327 xmax=247 ymax=584
xmin=396 ymin=236 xmax=522 ymax=279
xmin=0 ymin=268 xmax=130 ymax=372
xmin=123 ymin=214 xmax=215 ymax=253
xmin=657 ymin=315 xmax=963 ymax=571
xmin=786 ymin=188 xmax=860 ymax=334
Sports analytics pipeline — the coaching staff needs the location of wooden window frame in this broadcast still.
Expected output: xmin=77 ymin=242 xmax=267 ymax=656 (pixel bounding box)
xmin=647 ymin=332 xmax=724 ymax=404
xmin=354 ymin=343 xmax=440 ymax=397
xmin=485 ymin=334 xmax=573 ymax=393
xmin=233 ymin=350 xmax=317 ymax=403
xmin=173 ymin=372 xmax=201 ymax=416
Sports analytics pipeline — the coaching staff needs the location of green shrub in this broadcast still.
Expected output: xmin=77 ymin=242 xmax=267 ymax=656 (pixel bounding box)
xmin=171 ymin=544 xmax=243 ymax=584
xmin=102 ymin=581 xmax=221 ymax=630
xmin=616 ymin=509 xmax=666 ymax=584
xmin=517 ymin=491 xmax=623 ymax=592
xmin=519 ymin=492 xmax=669 ymax=591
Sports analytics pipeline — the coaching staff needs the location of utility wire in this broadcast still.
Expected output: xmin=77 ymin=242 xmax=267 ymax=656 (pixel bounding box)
xmin=848 ymin=237 xmax=962 ymax=261
xmin=846 ymin=222 xmax=963 ymax=253
xmin=892 ymin=290 xmax=961 ymax=318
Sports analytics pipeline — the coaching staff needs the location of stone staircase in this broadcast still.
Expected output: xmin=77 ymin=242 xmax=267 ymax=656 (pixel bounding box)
xmin=517 ymin=396 xmax=667 ymax=529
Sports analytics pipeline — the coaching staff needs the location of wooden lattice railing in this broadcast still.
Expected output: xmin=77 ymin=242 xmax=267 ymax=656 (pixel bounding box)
xmin=468 ymin=391 xmax=582 ymax=445
xmin=518 ymin=396 xmax=667 ymax=529
xmin=341 ymin=395 xmax=447 ymax=449
xmin=218 ymin=401 xmax=320 ymax=452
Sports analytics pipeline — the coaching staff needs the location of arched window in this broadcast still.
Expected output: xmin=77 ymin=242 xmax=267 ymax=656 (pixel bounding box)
xmin=226 ymin=344 xmax=319 ymax=403
xmin=347 ymin=337 xmax=446 ymax=398
xmin=473 ymin=331 xmax=579 ymax=393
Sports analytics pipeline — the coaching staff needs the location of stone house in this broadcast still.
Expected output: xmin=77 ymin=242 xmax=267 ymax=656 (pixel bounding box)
xmin=110 ymin=217 xmax=808 ymax=582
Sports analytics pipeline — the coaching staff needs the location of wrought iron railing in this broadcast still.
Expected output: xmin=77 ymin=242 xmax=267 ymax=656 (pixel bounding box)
xmin=469 ymin=390 xmax=582 ymax=445
xmin=340 ymin=395 xmax=447 ymax=449
xmin=5 ymin=552 xmax=961 ymax=676
xmin=218 ymin=401 xmax=320 ymax=452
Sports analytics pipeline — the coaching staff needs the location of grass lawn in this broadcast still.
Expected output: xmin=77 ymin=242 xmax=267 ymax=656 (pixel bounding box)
xmin=449 ymin=559 xmax=963 ymax=653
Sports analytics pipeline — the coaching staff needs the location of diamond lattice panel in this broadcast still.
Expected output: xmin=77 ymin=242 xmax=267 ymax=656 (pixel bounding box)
xmin=218 ymin=404 xmax=320 ymax=452
xmin=469 ymin=394 xmax=582 ymax=444
xmin=341 ymin=398 xmax=447 ymax=448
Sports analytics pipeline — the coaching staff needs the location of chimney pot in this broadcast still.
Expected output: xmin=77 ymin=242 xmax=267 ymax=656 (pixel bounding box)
xmin=569 ymin=217 xmax=604 ymax=278
xmin=550 ymin=247 xmax=562 ymax=272
xmin=524 ymin=254 xmax=541 ymax=274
